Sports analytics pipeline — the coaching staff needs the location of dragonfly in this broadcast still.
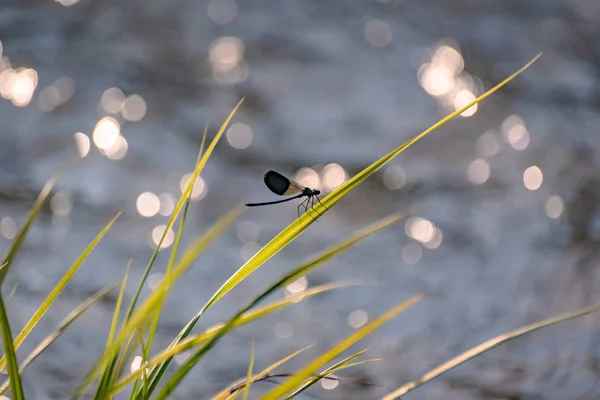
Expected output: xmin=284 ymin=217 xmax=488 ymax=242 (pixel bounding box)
xmin=245 ymin=170 xmax=327 ymax=218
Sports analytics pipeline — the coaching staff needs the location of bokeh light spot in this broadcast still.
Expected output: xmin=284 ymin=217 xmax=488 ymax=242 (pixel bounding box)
xmin=151 ymin=224 xmax=175 ymax=250
xmin=73 ymin=132 xmax=90 ymax=158
xmin=226 ymin=122 xmax=253 ymax=149
xmin=523 ymin=166 xmax=543 ymax=191
xmin=402 ymin=242 xmax=422 ymax=264
xmin=454 ymin=90 xmax=477 ymax=117
xmin=545 ymin=195 xmax=564 ymax=219
xmin=179 ymin=174 xmax=207 ymax=200
xmin=467 ymin=158 xmax=490 ymax=185
xmin=137 ymin=192 xmax=160 ymax=218
xmin=364 ymin=20 xmax=393 ymax=47
xmin=101 ymin=87 xmax=125 ymax=114
xmin=93 ymin=117 xmax=121 ymax=150
xmin=347 ymin=309 xmax=369 ymax=329
xmin=0 ymin=217 xmax=17 ymax=240
xmin=274 ymin=321 xmax=294 ymax=339
xmin=122 ymin=94 xmax=147 ymax=122
xmin=322 ymin=163 xmax=347 ymax=191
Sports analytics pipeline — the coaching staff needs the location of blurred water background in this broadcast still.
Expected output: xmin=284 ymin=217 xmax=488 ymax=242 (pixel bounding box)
xmin=1 ymin=1 xmax=600 ymax=399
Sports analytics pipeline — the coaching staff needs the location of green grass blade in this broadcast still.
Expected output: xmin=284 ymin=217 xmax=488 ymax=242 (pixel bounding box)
xmin=124 ymin=97 xmax=244 ymax=324
xmin=145 ymin=211 xmax=408 ymax=396
xmin=0 ymin=284 xmax=117 ymax=396
xmin=215 ymin=345 xmax=313 ymax=400
xmin=73 ymin=204 xmax=243 ymax=398
xmin=259 ymin=295 xmax=423 ymax=400
xmin=0 ymin=212 xmax=121 ymax=372
xmin=200 ymin=53 xmax=542 ymax=317
xmin=110 ymin=283 xmax=360 ymax=395
xmin=0 ymin=174 xmax=60 ymax=285
xmin=382 ymin=302 xmax=600 ymax=399
xmin=93 ymin=262 xmax=131 ymax=400
xmin=285 ymin=350 xmax=367 ymax=399
xmin=242 ymin=342 xmax=255 ymax=400
xmin=154 ymin=219 xmax=415 ymax=400
xmin=0 ymin=292 xmax=24 ymax=400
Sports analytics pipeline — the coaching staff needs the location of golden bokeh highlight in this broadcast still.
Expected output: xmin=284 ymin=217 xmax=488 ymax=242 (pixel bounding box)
xmin=418 ymin=42 xmax=480 ymax=117
xmin=523 ymin=166 xmax=543 ymax=190
xmin=93 ymin=116 xmax=121 ymax=150
xmin=103 ymin=136 xmax=128 ymax=160
xmin=136 ymin=192 xmax=160 ymax=218
xmin=0 ymin=67 xmax=38 ymax=107
xmin=295 ymin=167 xmax=321 ymax=190
xmin=73 ymin=132 xmax=90 ymax=158
xmin=322 ymin=163 xmax=347 ymax=191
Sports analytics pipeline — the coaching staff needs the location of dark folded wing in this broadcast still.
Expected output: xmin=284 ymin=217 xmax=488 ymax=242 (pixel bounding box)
xmin=263 ymin=170 xmax=304 ymax=196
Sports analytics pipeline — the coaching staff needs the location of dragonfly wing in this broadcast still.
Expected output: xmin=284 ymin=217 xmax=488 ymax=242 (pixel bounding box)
xmin=284 ymin=180 xmax=305 ymax=195
xmin=263 ymin=170 xmax=304 ymax=196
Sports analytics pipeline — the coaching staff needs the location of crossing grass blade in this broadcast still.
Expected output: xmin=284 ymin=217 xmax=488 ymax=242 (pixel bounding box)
xmin=213 ymin=345 xmax=313 ymax=400
xmin=285 ymin=349 xmax=368 ymax=399
xmin=143 ymin=210 xmax=409 ymax=398
xmin=242 ymin=342 xmax=255 ymax=400
xmin=382 ymin=302 xmax=600 ymax=400
xmin=198 ymin=53 xmax=543 ymax=321
xmin=109 ymin=282 xmax=366 ymax=395
xmin=0 ymin=212 xmax=121 ymax=372
xmin=0 ymin=284 xmax=117 ymax=396
xmin=72 ymin=204 xmax=243 ymax=399
xmin=258 ymin=295 xmax=423 ymax=400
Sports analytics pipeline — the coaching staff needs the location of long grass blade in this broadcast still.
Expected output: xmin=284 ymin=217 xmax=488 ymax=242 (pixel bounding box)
xmin=0 ymin=289 xmax=24 ymax=400
xmin=110 ymin=282 xmax=362 ymax=395
xmin=199 ymin=53 xmax=542 ymax=319
xmin=242 ymin=342 xmax=255 ymax=400
xmin=213 ymin=345 xmax=313 ymax=400
xmin=124 ymin=96 xmax=244 ymax=324
xmin=0 ymin=284 xmax=117 ymax=395
xmin=259 ymin=295 xmax=422 ymax=400
xmin=73 ymin=204 xmax=243 ymax=398
xmin=382 ymin=302 xmax=600 ymax=399
xmin=93 ymin=261 xmax=131 ymax=400
xmin=0 ymin=212 xmax=121 ymax=372
xmin=154 ymin=227 xmax=415 ymax=400
xmin=0 ymin=169 xmax=65 ymax=285
xmin=145 ymin=210 xmax=409 ymax=396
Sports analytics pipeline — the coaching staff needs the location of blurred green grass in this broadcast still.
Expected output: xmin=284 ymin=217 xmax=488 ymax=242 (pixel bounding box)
xmin=1 ymin=52 xmax=594 ymax=400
